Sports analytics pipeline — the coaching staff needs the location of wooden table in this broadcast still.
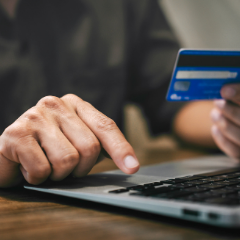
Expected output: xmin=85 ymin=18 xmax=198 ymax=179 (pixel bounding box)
xmin=0 ymin=148 xmax=240 ymax=240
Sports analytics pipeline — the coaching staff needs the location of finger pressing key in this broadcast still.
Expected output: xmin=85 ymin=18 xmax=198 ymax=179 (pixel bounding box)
xmin=67 ymin=95 xmax=140 ymax=174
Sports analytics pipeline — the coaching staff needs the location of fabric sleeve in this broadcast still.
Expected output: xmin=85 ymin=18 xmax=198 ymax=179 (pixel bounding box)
xmin=126 ymin=0 xmax=186 ymax=135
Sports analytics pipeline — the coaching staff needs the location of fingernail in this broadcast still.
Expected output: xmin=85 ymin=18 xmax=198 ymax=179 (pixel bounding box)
xmin=123 ymin=155 xmax=139 ymax=169
xmin=214 ymin=99 xmax=226 ymax=109
xmin=222 ymin=87 xmax=236 ymax=98
xmin=210 ymin=109 xmax=221 ymax=122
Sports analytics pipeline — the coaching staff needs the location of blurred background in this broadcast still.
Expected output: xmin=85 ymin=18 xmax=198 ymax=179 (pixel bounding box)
xmin=125 ymin=0 xmax=240 ymax=153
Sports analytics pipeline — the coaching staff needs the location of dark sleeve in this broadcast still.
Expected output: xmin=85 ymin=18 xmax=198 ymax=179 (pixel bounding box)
xmin=126 ymin=0 xmax=186 ymax=135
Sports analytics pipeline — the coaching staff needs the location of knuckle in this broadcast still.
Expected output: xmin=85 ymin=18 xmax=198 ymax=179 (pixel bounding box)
xmin=80 ymin=139 xmax=101 ymax=159
xmin=2 ymin=107 xmax=45 ymax=144
xmin=57 ymin=151 xmax=80 ymax=169
xmin=37 ymin=96 xmax=63 ymax=111
xmin=2 ymin=111 xmax=42 ymax=147
xmin=62 ymin=93 xmax=80 ymax=101
xmin=0 ymin=124 xmax=35 ymax=161
xmin=95 ymin=116 xmax=117 ymax=132
xmin=3 ymin=122 xmax=28 ymax=140
xmin=22 ymin=107 xmax=43 ymax=123
xmin=28 ymin=164 xmax=51 ymax=183
xmin=62 ymin=94 xmax=84 ymax=110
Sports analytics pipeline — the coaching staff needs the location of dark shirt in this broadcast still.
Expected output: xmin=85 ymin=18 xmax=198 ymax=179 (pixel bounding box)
xmin=0 ymin=0 xmax=183 ymax=135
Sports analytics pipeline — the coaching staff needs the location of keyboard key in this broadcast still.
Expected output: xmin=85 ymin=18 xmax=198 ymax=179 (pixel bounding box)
xmin=160 ymin=179 xmax=176 ymax=184
xmin=143 ymin=183 xmax=156 ymax=188
xmin=218 ymin=175 xmax=240 ymax=180
xmin=131 ymin=186 xmax=173 ymax=196
xmin=127 ymin=184 xmax=157 ymax=192
xmin=175 ymin=176 xmax=206 ymax=181
xmin=170 ymin=183 xmax=196 ymax=189
xmin=209 ymin=189 xmax=237 ymax=195
xmin=126 ymin=185 xmax=145 ymax=191
xmin=214 ymin=181 xmax=240 ymax=187
xmin=198 ymin=183 xmax=225 ymax=189
xmin=207 ymin=176 xmax=227 ymax=182
xmin=227 ymin=173 xmax=240 ymax=178
xmin=152 ymin=182 xmax=163 ymax=186
xmin=222 ymin=179 xmax=240 ymax=184
xmin=226 ymin=185 xmax=240 ymax=190
xmin=214 ymin=181 xmax=231 ymax=185
xmin=109 ymin=189 xmax=128 ymax=194
xmin=163 ymin=178 xmax=197 ymax=184
xmin=171 ymin=179 xmax=189 ymax=184
xmin=184 ymin=187 xmax=209 ymax=193
xmin=187 ymin=180 xmax=209 ymax=185
xmin=141 ymin=184 xmax=155 ymax=191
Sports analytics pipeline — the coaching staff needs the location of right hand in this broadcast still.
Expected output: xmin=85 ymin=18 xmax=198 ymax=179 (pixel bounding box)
xmin=0 ymin=94 xmax=139 ymax=188
xmin=211 ymin=84 xmax=240 ymax=160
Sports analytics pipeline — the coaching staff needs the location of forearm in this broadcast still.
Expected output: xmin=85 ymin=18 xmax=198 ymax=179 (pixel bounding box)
xmin=173 ymin=101 xmax=217 ymax=148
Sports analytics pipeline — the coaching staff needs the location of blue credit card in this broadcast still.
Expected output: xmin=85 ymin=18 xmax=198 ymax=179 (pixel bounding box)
xmin=166 ymin=49 xmax=240 ymax=101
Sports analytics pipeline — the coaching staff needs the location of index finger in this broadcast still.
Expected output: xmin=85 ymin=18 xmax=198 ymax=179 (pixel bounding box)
xmin=221 ymin=84 xmax=240 ymax=103
xmin=62 ymin=95 xmax=140 ymax=174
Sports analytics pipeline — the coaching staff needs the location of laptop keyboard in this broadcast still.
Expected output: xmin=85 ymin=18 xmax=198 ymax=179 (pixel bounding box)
xmin=109 ymin=167 xmax=240 ymax=206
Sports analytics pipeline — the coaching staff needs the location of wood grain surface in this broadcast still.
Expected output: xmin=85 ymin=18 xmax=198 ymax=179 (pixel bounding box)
xmin=0 ymin=147 xmax=239 ymax=240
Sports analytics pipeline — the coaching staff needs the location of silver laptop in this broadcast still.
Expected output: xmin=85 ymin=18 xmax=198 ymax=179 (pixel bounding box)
xmin=25 ymin=155 xmax=240 ymax=228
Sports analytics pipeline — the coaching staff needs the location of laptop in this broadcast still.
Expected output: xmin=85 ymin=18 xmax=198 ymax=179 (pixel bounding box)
xmin=25 ymin=155 xmax=240 ymax=228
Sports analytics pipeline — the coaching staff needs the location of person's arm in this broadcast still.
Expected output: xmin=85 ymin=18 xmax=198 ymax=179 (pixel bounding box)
xmin=173 ymin=101 xmax=216 ymax=148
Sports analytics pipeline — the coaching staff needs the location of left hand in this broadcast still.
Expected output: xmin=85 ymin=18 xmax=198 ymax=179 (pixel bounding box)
xmin=211 ymin=83 xmax=240 ymax=159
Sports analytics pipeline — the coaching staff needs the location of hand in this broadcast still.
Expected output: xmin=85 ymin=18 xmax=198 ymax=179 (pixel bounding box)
xmin=0 ymin=94 xmax=139 ymax=187
xmin=211 ymin=84 xmax=240 ymax=159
